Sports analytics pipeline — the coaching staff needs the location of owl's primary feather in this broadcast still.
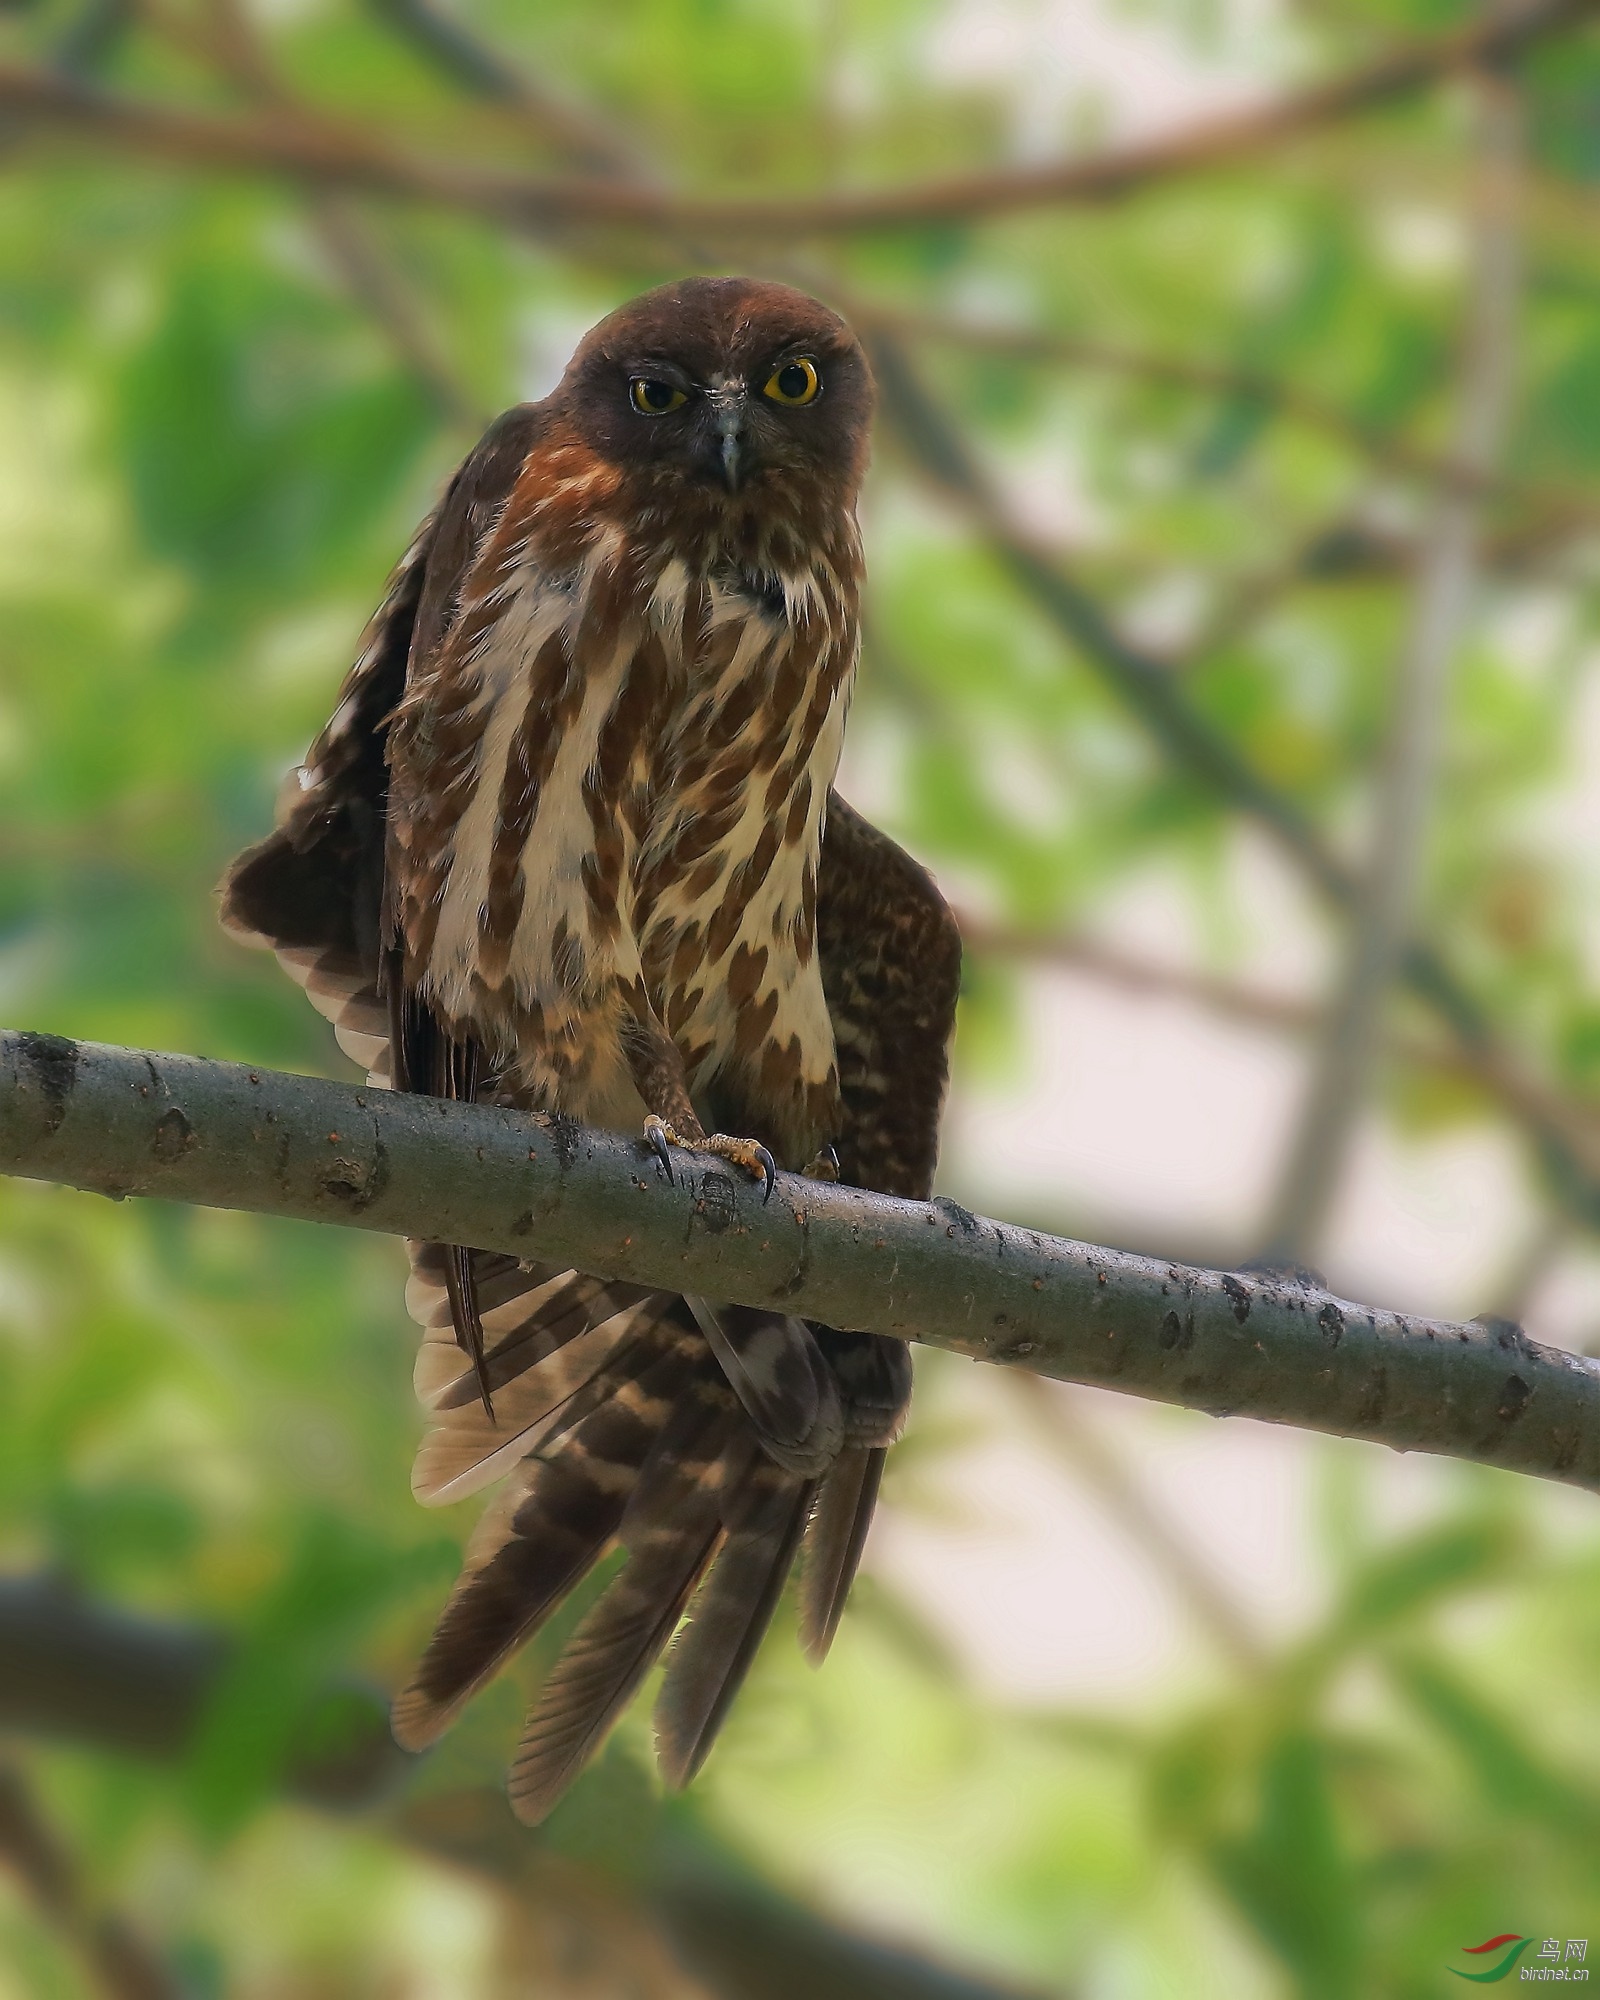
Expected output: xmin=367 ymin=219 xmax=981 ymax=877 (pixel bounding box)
xmin=221 ymin=276 xmax=961 ymax=1823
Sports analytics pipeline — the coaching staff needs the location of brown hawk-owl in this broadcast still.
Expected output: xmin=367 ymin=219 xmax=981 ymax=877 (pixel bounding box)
xmin=220 ymin=277 xmax=961 ymax=1824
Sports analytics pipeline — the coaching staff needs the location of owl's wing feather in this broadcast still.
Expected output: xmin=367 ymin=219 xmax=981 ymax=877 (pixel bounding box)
xmin=221 ymin=400 xmax=549 ymax=955
xmin=222 ymin=406 xmax=547 ymax=1411
xmin=218 ymin=503 xmax=429 ymax=1089
xmin=795 ymin=792 xmax=963 ymax=1658
xmin=816 ymin=791 xmax=963 ymax=1201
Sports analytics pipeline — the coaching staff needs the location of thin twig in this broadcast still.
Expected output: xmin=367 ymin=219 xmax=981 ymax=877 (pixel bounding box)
xmin=366 ymin=0 xmax=648 ymax=180
xmin=956 ymin=916 xmax=1320 ymax=1033
xmin=164 ymin=0 xmax=485 ymax=430
xmin=866 ymin=331 xmax=1352 ymax=895
xmin=856 ymin=305 xmax=1508 ymax=500
xmin=1263 ymin=75 xmax=1525 ymax=1263
xmin=308 ymin=192 xmax=486 ymax=428
xmin=1176 ymin=493 xmax=1600 ymax=668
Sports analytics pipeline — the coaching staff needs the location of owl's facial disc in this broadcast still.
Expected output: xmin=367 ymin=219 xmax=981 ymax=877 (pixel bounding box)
xmin=570 ymin=279 xmax=872 ymax=513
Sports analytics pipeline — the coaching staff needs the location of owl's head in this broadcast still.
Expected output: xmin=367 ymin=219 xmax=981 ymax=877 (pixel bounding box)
xmin=556 ymin=277 xmax=874 ymax=512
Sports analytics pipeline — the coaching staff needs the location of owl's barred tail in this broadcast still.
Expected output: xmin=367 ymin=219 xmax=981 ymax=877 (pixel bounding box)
xmin=505 ymin=1375 xmax=741 ymax=1823
xmin=656 ymin=1455 xmax=816 ymax=1789
xmin=396 ymin=1251 xmax=897 ymax=1823
xmin=391 ymin=1322 xmax=704 ymax=1757
xmin=798 ymin=1444 xmax=886 ymax=1664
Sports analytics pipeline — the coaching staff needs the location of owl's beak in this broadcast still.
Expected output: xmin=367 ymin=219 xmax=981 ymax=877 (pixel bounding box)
xmin=711 ymin=392 xmax=747 ymax=493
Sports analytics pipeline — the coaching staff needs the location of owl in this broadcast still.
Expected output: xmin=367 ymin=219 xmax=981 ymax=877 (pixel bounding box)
xmin=221 ymin=277 xmax=962 ymax=1823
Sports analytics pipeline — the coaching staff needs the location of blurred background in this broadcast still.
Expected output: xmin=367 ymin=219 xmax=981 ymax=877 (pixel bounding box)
xmin=1 ymin=0 xmax=1599 ymax=1992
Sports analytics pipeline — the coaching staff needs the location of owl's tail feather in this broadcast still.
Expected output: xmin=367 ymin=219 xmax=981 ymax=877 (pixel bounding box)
xmin=406 ymin=1244 xmax=661 ymax=1506
xmin=506 ymin=1378 xmax=741 ymax=1825
xmin=798 ymin=1444 xmax=885 ymax=1666
xmin=391 ymin=1320 xmax=704 ymax=1755
xmin=655 ymin=1455 xmax=815 ymax=1791
xmin=798 ymin=1327 xmax=912 ymax=1662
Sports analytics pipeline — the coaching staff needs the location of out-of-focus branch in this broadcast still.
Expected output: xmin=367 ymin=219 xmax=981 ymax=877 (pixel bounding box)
xmin=1174 ymin=486 xmax=1600 ymax=668
xmin=1263 ymin=76 xmax=1525 ymax=1265
xmin=160 ymin=0 xmax=484 ymax=431
xmin=6 ymin=1032 xmax=1600 ymax=1496
xmin=308 ymin=193 xmax=486 ymax=427
xmin=866 ymin=331 xmax=1600 ymax=1230
xmin=956 ymin=917 xmax=1600 ymax=1179
xmin=0 ymin=1575 xmax=1050 ymax=2000
xmin=0 ymin=1 xmax=1591 ymax=239
xmin=957 ymin=917 xmax=1320 ymax=1032
xmin=365 ymin=0 xmax=648 ymax=180
xmin=0 ymin=1761 xmax=185 ymax=2000
xmin=867 ymin=331 xmax=1351 ymax=896
xmin=1005 ymin=1374 xmax=1268 ymax=1672
xmin=856 ymin=306 xmax=1511 ymax=500
xmin=49 ymin=0 xmax=135 ymax=79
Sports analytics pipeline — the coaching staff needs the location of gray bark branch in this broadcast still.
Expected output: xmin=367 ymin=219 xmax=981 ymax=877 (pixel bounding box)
xmin=3 ymin=1030 xmax=1598 ymax=1498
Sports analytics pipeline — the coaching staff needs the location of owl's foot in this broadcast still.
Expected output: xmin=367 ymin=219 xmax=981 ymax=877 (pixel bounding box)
xmin=699 ymin=1131 xmax=779 ymax=1204
xmin=802 ymin=1145 xmax=840 ymax=1182
xmin=642 ymin=1116 xmax=778 ymax=1204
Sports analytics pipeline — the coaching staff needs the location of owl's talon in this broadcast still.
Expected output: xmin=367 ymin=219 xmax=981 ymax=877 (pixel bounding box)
xmin=642 ymin=1114 xmax=679 ymax=1184
xmin=803 ymin=1144 xmax=840 ymax=1183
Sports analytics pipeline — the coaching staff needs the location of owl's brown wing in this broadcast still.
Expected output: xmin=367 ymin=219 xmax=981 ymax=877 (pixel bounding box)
xmin=220 ymin=402 xmax=548 ymax=1039
xmin=223 ymin=406 xmax=548 ymax=1407
xmin=818 ymin=791 xmax=963 ymax=1203
xmin=795 ymin=792 xmax=963 ymax=1659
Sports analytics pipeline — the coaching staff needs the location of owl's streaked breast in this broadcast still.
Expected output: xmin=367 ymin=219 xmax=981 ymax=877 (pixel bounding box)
xmin=385 ymin=453 xmax=862 ymax=1165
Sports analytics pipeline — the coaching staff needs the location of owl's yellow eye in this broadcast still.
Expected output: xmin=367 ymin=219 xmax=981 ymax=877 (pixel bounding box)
xmin=763 ymin=358 xmax=820 ymax=406
xmin=630 ymin=378 xmax=687 ymax=416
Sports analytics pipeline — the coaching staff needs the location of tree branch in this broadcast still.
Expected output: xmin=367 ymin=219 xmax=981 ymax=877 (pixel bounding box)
xmin=167 ymin=0 xmax=487 ymax=433
xmin=364 ymin=0 xmax=649 ymax=180
xmin=2 ymin=1031 xmax=1598 ymax=1499
xmin=0 ymin=0 xmax=1591 ymax=238
xmin=0 ymin=1760 xmax=185 ymax=2000
xmin=0 ymin=1575 xmax=1049 ymax=2000
xmin=853 ymin=305 xmax=1513 ymax=500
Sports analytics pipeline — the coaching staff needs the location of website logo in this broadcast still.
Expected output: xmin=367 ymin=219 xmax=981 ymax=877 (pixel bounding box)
xmin=1449 ymin=1937 xmax=1591 ymax=1983
xmin=1451 ymin=1938 xmax=1533 ymax=1984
